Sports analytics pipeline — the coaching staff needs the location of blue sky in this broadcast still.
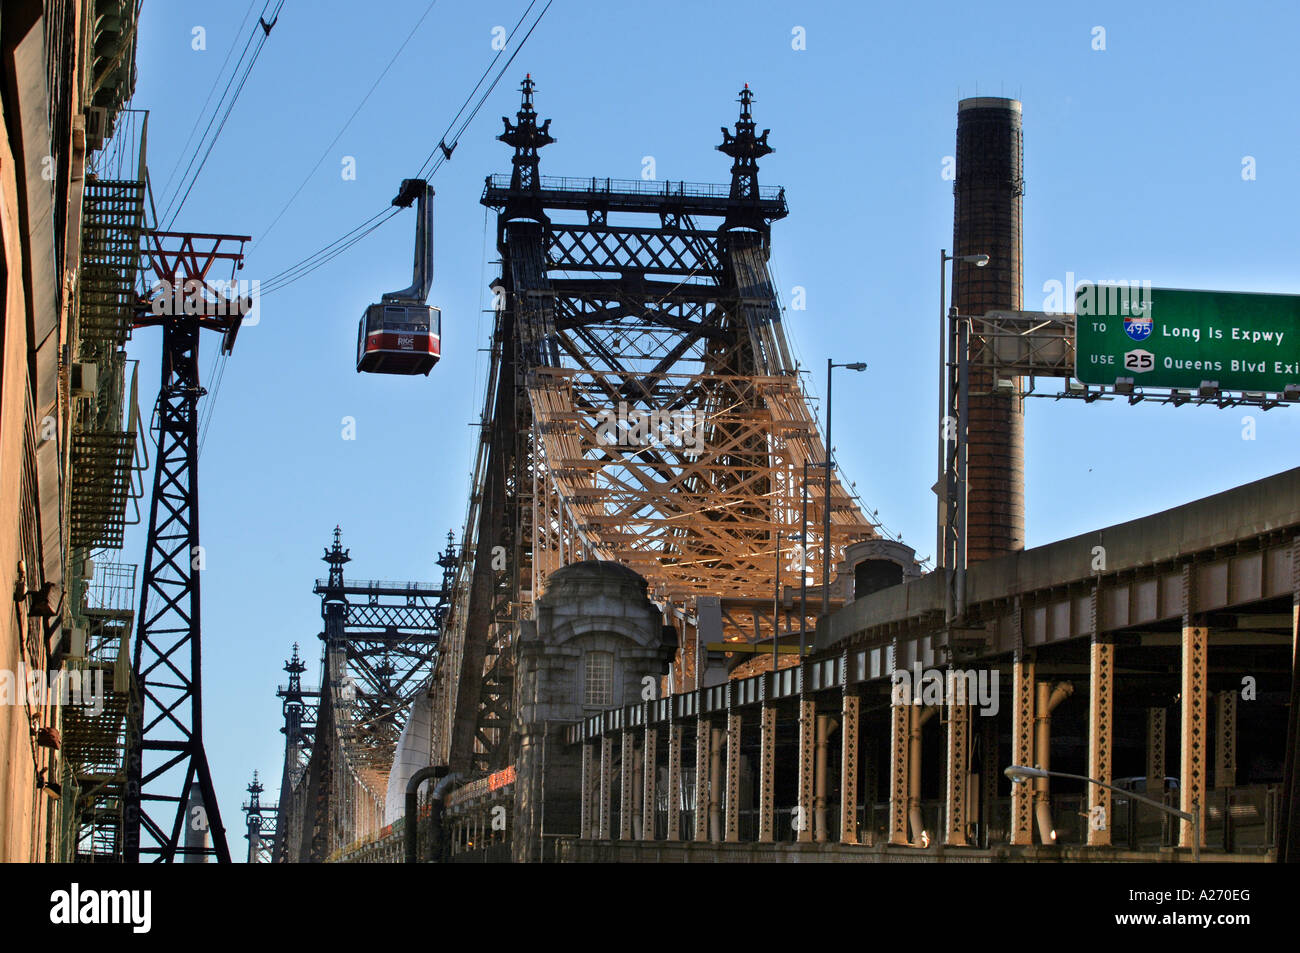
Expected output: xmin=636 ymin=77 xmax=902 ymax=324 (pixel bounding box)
xmin=124 ymin=0 xmax=1299 ymax=854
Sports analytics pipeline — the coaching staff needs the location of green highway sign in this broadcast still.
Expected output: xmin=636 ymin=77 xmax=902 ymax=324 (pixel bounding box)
xmin=1074 ymin=286 xmax=1300 ymax=392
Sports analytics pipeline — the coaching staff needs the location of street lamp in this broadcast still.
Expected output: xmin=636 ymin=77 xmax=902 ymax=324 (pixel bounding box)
xmin=773 ymin=530 xmax=781 ymax=674
xmin=773 ymin=531 xmax=802 ymax=672
xmin=823 ymin=359 xmax=866 ymax=618
xmin=936 ymin=250 xmax=988 ymax=569
xmin=1003 ymin=765 xmax=1200 ymax=863
xmin=799 ymin=459 xmax=826 ymax=659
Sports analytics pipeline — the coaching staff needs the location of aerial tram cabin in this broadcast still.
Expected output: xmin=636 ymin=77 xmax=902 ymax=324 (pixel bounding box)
xmin=356 ymin=178 xmax=441 ymax=375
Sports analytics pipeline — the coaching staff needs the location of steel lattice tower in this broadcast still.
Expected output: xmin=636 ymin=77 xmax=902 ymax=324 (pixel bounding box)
xmin=124 ymin=231 xmax=250 ymax=863
xmin=428 ymin=80 xmax=877 ymax=776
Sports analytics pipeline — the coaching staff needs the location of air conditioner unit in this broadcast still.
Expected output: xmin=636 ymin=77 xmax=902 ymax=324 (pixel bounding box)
xmin=85 ymin=106 xmax=109 ymax=149
xmin=80 ymin=558 xmax=95 ymax=581
xmin=70 ymin=362 xmax=98 ymax=397
xmin=69 ymin=627 xmax=88 ymax=659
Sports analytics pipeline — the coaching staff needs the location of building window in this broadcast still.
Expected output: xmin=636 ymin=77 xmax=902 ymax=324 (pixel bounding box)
xmin=584 ymin=651 xmax=614 ymax=707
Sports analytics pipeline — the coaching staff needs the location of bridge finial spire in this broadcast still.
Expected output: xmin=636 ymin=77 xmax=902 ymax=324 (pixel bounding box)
xmin=499 ymin=74 xmax=555 ymax=194
xmin=717 ymin=84 xmax=773 ymax=206
xmin=323 ymin=526 xmax=350 ymax=594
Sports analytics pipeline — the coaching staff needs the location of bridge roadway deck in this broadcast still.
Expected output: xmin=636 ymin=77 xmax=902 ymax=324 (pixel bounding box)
xmin=565 ymin=466 xmax=1300 ymax=744
xmin=558 ymin=841 xmax=1270 ymax=863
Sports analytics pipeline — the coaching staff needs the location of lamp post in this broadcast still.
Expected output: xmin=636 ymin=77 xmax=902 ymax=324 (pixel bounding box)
xmin=799 ymin=459 xmax=817 ymax=659
xmin=823 ymin=359 xmax=866 ymax=618
xmin=774 ymin=531 xmax=803 ymax=672
xmin=936 ymin=250 xmax=988 ymax=569
xmin=1004 ymin=765 xmax=1200 ymax=863
xmin=773 ymin=531 xmax=781 ymax=674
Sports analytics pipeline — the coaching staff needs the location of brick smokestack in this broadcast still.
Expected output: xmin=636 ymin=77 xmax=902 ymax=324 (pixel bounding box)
xmin=952 ymin=97 xmax=1025 ymax=562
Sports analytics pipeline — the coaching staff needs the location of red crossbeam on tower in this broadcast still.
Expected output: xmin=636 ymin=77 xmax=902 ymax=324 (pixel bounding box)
xmin=134 ymin=230 xmax=252 ymax=352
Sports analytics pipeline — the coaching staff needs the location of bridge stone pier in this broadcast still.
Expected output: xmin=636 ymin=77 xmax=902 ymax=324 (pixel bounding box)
xmin=512 ymin=561 xmax=673 ymax=862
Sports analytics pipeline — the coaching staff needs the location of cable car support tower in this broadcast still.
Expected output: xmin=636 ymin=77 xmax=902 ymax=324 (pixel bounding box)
xmin=124 ymin=231 xmax=251 ymax=862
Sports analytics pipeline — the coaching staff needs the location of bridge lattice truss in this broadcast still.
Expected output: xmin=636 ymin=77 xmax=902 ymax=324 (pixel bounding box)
xmin=272 ymin=532 xmax=452 ymax=862
xmin=429 ymin=81 xmax=877 ymax=776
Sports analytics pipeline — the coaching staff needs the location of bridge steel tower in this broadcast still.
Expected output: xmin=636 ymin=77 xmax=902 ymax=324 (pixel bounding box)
xmin=270 ymin=643 xmax=316 ymax=862
xmin=277 ymin=530 xmax=451 ymax=861
xmin=242 ymin=772 xmax=278 ymax=863
xmin=428 ymin=79 xmax=878 ymax=776
xmin=124 ymin=231 xmax=251 ymax=863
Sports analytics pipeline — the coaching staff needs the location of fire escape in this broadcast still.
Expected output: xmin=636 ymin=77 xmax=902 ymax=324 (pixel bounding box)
xmin=58 ymin=105 xmax=149 ymax=862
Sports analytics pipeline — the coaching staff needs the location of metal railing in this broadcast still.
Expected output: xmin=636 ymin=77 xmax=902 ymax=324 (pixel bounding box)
xmin=276 ymin=684 xmax=321 ymax=696
xmin=314 ymin=578 xmax=440 ymax=592
xmin=81 ymin=560 xmax=137 ymax=614
xmin=486 ymin=173 xmax=785 ymax=203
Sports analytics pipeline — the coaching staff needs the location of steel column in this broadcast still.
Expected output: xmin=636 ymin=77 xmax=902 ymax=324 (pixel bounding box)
xmin=758 ymin=702 xmax=776 ymax=843
xmin=1087 ymin=637 xmax=1114 ymax=847
xmin=1180 ymin=624 xmax=1208 ymax=850
xmin=642 ymin=725 xmax=657 ymax=841
xmin=579 ymin=741 xmax=594 ymax=839
xmin=888 ymin=699 xmax=910 ymax=845
xmin=694 ymin=718 xmax=710 ymax=842
xmin=710 ymin=726 xmax=724 ymax=842
xmin=619 ymin=728 xmax=635 ymax=840
xmin=631 ymin=740 xmax=643 ymax=840
xmin=598 ymin=734 xmax=613 ymax=840
xmin=840 ymin=690 xmax=860 ymax=844
xmin=666 ymin=722 xmax=682 ymax=841
xmin=945 ymin=691 xmax=970 ymax=846
xmin=797 ymin=697 xmax=815 ymax=843
xmin=725 ymin=711 xmax=741 ymax=842
xmin=1010 ymin=653 xmax=1035 ymax=845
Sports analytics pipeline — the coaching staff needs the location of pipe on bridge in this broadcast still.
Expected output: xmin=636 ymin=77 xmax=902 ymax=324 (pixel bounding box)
xmin=1034 ymin=681 xmax=1075 ymax=844
xmin=405 ymin=767 xmax=458 ymax=863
